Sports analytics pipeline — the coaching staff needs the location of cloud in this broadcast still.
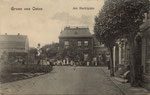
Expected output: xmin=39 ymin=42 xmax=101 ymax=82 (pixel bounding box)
xmin=80 ymin=15 xmax=93 ymax=24
xmin=52 ymin=12 xmax=78 ymax=22
xmin=52 ymin=12 xmax=93 ymax=25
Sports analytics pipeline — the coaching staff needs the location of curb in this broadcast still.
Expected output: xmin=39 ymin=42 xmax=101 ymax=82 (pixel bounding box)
xmin=101 ymin=68 xmax=126 ymax=95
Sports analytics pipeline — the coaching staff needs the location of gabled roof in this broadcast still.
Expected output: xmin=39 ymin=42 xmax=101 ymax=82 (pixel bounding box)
xmin=59 ymin=26 xmax=92 ymax=38
xmin=0 ymin=34 xmax=28 ymax=49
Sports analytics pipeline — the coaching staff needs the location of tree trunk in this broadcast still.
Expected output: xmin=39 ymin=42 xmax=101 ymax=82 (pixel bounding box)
xmin=128 ymin=40 xmax=135 ymax=86
xmin=109 ymin=47 xmax=115 ymax=77
xmin=128 ymin=34 xmax=139 ymax=87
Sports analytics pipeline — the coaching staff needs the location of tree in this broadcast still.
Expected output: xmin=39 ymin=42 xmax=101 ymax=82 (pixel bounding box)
xmin=41 ymin=43 xmax=59 ymax=59
xmin=59 ymin=40 xmax=83 ymax=62
xmin=29 ymin=47 xmax=37 ymax=57
xmin=94 ymin=0 xmax=150 ymax=85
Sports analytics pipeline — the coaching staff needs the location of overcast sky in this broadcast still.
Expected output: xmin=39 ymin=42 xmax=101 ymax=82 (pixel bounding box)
xmin=0 ymin=0 xmax=104 ymax=47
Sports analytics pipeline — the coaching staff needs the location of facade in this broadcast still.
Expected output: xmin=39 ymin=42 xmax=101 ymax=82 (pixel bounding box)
xmin=113 ymin=39 xmax=130 ymax=71
xmin=141 ymin=11 xmax=150 ymax=90
xmin=59 ymin=26 xmax=93 ymax=63
xmin=0 ymin=33 xmax=29 ymax=57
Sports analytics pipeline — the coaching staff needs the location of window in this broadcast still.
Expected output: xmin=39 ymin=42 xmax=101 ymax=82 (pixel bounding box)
xmin=77 ymin=41 xmax=82 ymax=47
xmin=84 ymin=41 xmax=88 ymax=46
xmin=64 ymin=41 xmax=69 ymax=48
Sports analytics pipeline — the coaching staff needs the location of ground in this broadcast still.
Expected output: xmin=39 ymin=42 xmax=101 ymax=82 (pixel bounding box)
xmin=0 ymin=66 xmax=123 ymax=95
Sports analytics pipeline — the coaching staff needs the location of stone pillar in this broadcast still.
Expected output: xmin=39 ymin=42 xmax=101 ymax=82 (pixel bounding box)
xmin=119 ymin=44 xmax=122 ymax=65
xmin=113 ymin=46 xmax=116 ymax=71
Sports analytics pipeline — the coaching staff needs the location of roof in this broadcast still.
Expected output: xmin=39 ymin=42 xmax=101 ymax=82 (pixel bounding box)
xmin=0 ymin=34 xmax=28 ymax=49
xmin=59 ymin=26 xmax=92 ymax=38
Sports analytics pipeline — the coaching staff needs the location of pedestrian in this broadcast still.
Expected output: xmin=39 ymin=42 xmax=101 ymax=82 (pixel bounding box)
xmin=73 ymin=61 xmax=76 ymax=71
xmin=93 ymin=57 xmax=97 ymax=66
xmin=106 ymin=54 xmax=110 ymax=70
xmin=36 ymin=43 xmax=42 ymax=65
xmin=97 ymin=54 xmax=102 ymax=66
xmin=87 ymin=61 xmax=89 ymax=66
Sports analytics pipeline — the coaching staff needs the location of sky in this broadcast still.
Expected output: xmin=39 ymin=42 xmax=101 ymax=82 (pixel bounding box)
xmin=0 ymin=0 xmax=104 ymax=47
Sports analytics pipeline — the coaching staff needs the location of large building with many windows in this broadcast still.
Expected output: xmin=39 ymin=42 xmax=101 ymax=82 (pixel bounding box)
xmin=59 ymin=26 xmax=93 ymax=62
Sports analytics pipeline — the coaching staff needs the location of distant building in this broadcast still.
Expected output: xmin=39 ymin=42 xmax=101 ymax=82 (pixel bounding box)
xmin=0 ymin=33 xmax=29 ymax=56
xmin=59 ymin=26 xmax=93 ymax=62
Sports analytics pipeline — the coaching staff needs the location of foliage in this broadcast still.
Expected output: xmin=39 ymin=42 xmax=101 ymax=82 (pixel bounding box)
xmin=59 ymin=40 xmax=84 ymax=61
xmin=0 ymin=63 xmax=53 ymax=83
xmin=94 ymin=0 xmax=150 ymax=78
xmin=94 ymin=0 xmax=150 ymax=46
xmin=29 ymin=47 xmax=37 ymax=54
xmin=41 ymin=43 xmax=59 ymax=58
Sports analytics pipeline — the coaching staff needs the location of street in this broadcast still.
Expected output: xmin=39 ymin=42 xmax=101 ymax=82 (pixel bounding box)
xmin=1 ymin=66 xmax=123 ymax=95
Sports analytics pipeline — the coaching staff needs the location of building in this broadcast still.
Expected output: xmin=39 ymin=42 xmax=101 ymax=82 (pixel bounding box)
xmin=112 ymin=10 xmax=150 ymax=89
xmin=113 ymin=39 xmax=130 ymax=72
xmin=0 ymin=33 xmax=29 ymax=57
xmin=59 ymin=26 xmax=93 ymax=64
xmin=141 ymin=11 xmax=150 ymax=90
xmin=93 ymin=34 xmax=108 ymax=65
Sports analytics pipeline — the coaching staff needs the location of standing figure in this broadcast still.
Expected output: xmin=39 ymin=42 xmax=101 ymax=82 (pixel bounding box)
xmin=106 ymin=54 xmax=110 ymax=70
xmin=93 ymin=57 xmax=97 ymax=66
xmin=97 ymin=54 xmax=102 ymax=66
xmin=73 ymin=61 xmax=77 ymax=70
xmin=36 ymin=43 xmax=42 ymax=65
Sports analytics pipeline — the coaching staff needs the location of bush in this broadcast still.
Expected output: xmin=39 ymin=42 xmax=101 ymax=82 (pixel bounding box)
xmin=0 ymin=63 xmax=53 ymax=74
xmin=0 ymin=63 xmax=53 ymax=83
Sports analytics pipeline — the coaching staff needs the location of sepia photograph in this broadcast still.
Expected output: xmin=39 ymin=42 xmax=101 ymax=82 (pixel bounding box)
xmin=0 ymin=0 xmax=150 ymax=95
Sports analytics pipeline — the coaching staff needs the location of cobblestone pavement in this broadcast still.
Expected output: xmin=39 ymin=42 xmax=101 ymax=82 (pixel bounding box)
xmin=0 ymin=66 xmax=123 ymax=95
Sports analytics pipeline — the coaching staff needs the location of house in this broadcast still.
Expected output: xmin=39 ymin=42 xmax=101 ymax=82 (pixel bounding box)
xmin=112 ymin=10 xmax=150 ymax=89
xmin=0 ymin=33 xmax=29 ymax=57
xmin=141 ymin=11 xmax=150 ymax=90
xmin=113 ymin=39 xmax=130 ymax=72
xmin=59 ymin=26 xmax=93 ymax=64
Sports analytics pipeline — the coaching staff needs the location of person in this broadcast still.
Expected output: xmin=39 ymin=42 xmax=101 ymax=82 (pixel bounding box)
xmin=97 ymin=54 xmax=102 ymax=66
xmin=63 ymin=59 xmax=65 ymax=65
xmin=46 ymin=57 xmax=50 ymax=65
xmin=73 ymin=61 xmax=76 ymax=71
xmin=106 ymin=54 xmax=110 ymax=70
xmin=87 ymin=61 xmax=90 ymax=66
xmin=36 ymin=43 xmax=42 ymax=65
xmin=84 ymin=54 xmax=88 ymax=66
xmin=93 ymin=57 xmax=97 ymax=66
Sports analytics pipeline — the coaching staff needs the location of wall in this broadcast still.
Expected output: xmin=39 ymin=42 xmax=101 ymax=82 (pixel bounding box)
xmin=59 ymin=37 xmax=93 ymax=61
